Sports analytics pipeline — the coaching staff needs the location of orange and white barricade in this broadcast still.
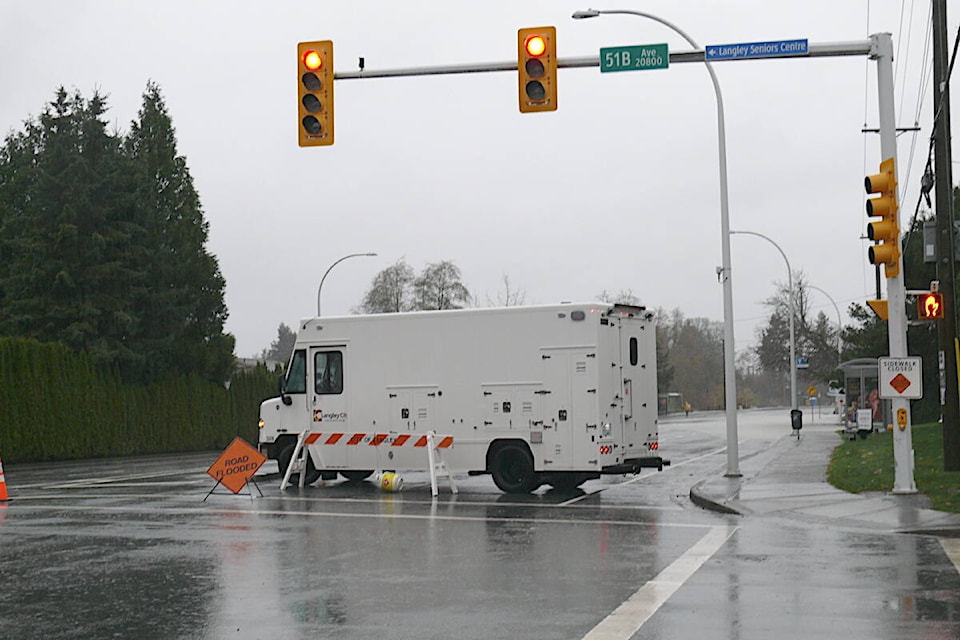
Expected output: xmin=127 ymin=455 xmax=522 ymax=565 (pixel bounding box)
xmin=283 ymin=430 xmax=457 ymax=496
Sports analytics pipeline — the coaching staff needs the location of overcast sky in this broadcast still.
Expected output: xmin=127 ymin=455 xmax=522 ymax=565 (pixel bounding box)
xmin=2 ymin=1 xmax=955 ymax=358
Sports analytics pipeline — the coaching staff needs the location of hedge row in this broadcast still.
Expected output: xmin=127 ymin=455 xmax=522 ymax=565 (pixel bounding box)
xmin=0 ymin=337 xmax=277 ymax=463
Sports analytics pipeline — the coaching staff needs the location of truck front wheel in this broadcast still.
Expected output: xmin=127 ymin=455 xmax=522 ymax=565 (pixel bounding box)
xmin=490 ymin=443 xmax=541 ymax=494
xmin=278 ymin=442 xmax=322 ymax=486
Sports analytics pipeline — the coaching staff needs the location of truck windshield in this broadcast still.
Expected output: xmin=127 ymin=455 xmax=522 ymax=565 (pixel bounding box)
xmin=285 ymin=350 xmax=307 ymax=394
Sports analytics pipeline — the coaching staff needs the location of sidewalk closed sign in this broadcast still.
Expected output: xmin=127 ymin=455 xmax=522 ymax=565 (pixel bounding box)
xmin=878 ymin=357 xmax=923 ymax=399
xmin=207 ymin=437 xmax=266 ymax=494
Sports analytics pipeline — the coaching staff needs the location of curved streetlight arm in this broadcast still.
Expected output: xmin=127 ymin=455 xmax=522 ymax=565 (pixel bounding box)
xmin=730 ymin=230 xmax=797 ymax=410
xmin=807 ymin=284 xmax=843 ymax=369
xmin=573 ymin=7 xmax=739 ymax=475
xmin=317 ymin=252 xmax=378 ymax=316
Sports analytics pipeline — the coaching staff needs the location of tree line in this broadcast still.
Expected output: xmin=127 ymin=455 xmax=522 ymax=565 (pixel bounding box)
xmin=0 ymin=337 xmax=273 ymax=463
xmin=0 ymin=84 xmax=233 ymax=385
xmin=0 ymin=85 xmax=257 ymax=462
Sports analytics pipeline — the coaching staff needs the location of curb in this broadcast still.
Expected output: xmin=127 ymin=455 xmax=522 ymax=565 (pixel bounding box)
xmin=689 ymin=478 xmax=745 ymax=516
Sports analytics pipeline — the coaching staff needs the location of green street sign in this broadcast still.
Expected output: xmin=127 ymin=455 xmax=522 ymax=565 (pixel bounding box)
xmin=599 ymin=43 xmax=669 ymax=73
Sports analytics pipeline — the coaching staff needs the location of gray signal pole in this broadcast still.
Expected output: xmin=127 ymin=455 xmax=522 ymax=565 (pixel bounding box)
xmin=872 ymin=35 xmax=916 ymax=493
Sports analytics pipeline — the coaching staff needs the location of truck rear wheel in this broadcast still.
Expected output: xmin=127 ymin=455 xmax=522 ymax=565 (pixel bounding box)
xmin=278 ymin=442 xmax=322 ymax=486
xmin=490 ymin=443 xmax=541 ymax=494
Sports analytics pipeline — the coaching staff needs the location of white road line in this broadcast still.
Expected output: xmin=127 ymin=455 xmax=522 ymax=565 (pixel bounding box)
xmin=14 ymin=489 xmax=682 ymax=511
xmin=16 ymin=468 xmax=210 ymax=489
xmin=9 ymin=502 xmax=716 ymax=529
xmin=580 ymin=525 xmax=738 ymax=640
xmin=942 ymin=537 xmax=960 ymax=575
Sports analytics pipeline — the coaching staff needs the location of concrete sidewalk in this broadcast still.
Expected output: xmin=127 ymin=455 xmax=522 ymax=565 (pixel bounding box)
xmin=689 ymin=425 xmax=960 ymax=536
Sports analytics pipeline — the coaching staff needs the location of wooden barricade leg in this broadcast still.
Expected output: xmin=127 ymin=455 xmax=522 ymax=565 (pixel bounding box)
xmin=426 ymin=431 xmax=458 ymax=497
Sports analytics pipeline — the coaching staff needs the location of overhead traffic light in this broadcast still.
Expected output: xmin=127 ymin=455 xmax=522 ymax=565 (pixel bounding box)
xmin=864 ymin=157 xmax=899 ymax=278
xmin=298 ymin=41 xmax=334 ymax=147
xmin=918 ymin=292 xmax=944 ymax=320
xmin=518 ymin=27 xmax=557 ymax=113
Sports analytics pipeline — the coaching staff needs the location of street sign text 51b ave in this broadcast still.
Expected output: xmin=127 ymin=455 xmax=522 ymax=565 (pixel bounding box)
xmin=600 ymin=44 xmax=669 ymax=73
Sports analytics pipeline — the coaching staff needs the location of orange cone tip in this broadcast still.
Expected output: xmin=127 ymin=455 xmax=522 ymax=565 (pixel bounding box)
xmin=0 ymin=459 xmax=10 ymax=502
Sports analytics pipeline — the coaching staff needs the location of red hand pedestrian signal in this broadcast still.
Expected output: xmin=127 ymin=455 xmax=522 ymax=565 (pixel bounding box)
xmin=917 ymin=292 xmax=944 ymax=320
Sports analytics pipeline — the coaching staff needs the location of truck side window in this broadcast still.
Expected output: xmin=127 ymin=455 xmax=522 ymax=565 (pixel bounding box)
xmin=629 ymin=337 xmax=638 ymax=366
xmin=285 ymin=350 xmax=307 ymax=394
xmin=315 ymin=351 xmax=343 ymax=395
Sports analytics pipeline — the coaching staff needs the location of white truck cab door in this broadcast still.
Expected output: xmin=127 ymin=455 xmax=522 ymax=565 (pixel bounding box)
xmin=310 ymin=347 xmax=349 ymax=429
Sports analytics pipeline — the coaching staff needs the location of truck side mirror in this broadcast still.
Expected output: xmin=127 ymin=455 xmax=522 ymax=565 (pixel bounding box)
xmin=278 ymin=375 xmax=292 ymax=406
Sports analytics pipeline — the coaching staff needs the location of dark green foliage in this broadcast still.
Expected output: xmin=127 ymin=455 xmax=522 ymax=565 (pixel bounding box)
xmin=0 ymin=337 xmax=274 ymax=463
xmin=0 ymin=85 xmax=233 ymax=384
xmin=828 ymin=422 xmax=960 ymax=513
xmin=656 ymin=309 xmax=725 ymax=410
xmin=262 ymin=323 xmax=296 ymax=364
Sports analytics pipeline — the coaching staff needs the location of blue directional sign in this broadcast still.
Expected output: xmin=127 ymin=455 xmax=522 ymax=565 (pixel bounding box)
xmin=705 ymin=39 xmax=809 ymax=61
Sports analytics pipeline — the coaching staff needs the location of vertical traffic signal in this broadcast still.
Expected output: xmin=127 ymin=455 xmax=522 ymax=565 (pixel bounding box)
xmin=298 ymin=40 xmax=334 ymax=147
xmin=918 ymin=292 xmax=944 ymax=320
xmin=864 ymin=157 xmax=899 ymax=277
xmin=518 ymin=27 xmax=557 ymax=113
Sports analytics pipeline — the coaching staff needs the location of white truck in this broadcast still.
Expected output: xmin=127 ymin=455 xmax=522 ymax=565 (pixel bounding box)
xmin=258 ymin=302 xmax=665 ymax=493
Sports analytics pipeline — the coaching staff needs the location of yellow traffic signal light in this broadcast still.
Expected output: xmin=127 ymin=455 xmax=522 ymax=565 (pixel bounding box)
xmin=518 ymin=27 xmax=557 ymax=113
xmin=298 ymin=41 xmax=334 ymax=147
xmin=864 ymin=157 xmax=898 ymax=277
xmin=918 ymin=292 xmax=944 ymax=320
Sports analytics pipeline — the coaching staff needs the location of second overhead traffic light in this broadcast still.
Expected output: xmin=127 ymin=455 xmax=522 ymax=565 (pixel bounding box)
xmin=518 ymin=26 xmax=557 ymax=113
xmin=298 ymin=40 xmax=334 ymax=147
xmin=864 ymin=157 xmax=899 ymax=278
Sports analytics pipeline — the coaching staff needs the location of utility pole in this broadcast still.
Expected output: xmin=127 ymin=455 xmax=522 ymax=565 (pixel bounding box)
xmin=932 ymin=0 xmax=959 ymax=471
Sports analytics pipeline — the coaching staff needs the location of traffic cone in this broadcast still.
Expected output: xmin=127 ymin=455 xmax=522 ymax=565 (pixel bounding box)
xmin=0 ymin=458 xmax=11 ymax=502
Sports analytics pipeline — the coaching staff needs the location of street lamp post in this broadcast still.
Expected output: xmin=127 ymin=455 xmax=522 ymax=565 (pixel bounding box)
xmin=730 ymin=230 xmax=797 ymax=411
xmin=573 ymin=8 xmax=740 ymax=476
xmin=807 ymin=285 xmax=843 ymax=369
xmin=317 ymin=252 xmax=377 ymax=316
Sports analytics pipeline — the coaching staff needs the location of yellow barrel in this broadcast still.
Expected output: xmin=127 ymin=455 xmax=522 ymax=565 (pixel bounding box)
xmin=380 ymin=471 xmax=403 ymax=491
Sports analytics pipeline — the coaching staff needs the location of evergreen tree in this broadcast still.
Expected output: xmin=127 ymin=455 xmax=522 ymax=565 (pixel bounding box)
xmin=0 ymin=84 xmax=234 ymax=383
xmin=123 ymin=81 xmax=233 ymax=382
xmin=262 ymin=323 xmax=297 ymax=363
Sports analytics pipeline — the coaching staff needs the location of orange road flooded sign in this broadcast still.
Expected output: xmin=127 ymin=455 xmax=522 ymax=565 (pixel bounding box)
xmin=207 ymin=437 xmax=266 ymax=494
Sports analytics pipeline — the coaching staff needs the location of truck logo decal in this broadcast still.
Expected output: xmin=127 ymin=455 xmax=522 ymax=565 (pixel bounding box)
xmin=313 ymin=410 xmax=348 ymax=422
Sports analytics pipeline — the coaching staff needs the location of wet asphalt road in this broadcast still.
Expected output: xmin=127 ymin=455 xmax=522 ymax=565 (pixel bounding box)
xmin=1 ymin=408 xmax=958 ymax=639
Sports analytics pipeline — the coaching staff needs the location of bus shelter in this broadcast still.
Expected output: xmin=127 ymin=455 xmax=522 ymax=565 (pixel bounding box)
xmin=839 ymin=357 xmax=888 ymax=438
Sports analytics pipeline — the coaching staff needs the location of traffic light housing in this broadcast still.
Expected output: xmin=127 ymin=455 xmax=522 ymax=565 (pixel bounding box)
xmin=864 ymin=157 xmax=899 ymax=277
xmin=518 ymin=27 xmax=557 ymax=113
xmin=298 ymin=41 xmax=334 ymax=147
xmin=918 ymin=292 xmax=944 ymax=320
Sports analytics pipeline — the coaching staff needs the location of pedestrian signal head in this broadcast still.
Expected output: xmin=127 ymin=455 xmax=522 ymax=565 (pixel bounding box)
xmin=917 ymin=292 xmax=944 ymax=320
